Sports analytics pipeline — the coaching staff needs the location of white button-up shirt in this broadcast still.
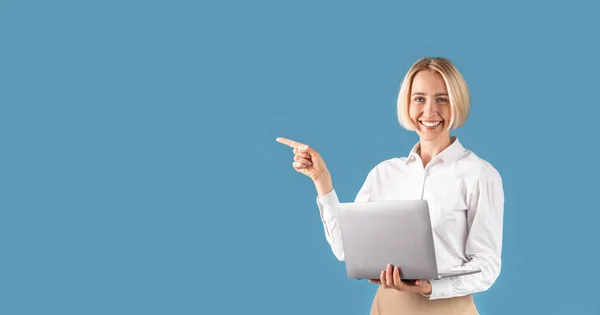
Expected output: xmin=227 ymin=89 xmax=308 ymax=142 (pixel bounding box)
xmin=316 ymin=137 xmax=504 ymax=300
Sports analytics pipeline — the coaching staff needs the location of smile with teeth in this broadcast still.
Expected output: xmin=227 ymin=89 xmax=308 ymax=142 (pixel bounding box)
xmin=420 ymin=121 xmax=442 ymax=127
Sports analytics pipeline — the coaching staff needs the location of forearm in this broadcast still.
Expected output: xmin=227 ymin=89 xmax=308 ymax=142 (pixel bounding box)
xmin=427 ymin=255 xmax=501 ymax=299
xmin=315 ymin=184 xmax=345 ymax=261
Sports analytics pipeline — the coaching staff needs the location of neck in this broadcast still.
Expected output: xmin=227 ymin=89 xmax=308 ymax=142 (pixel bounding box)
xmin=418 ymin=135 xmax=452 ymax=165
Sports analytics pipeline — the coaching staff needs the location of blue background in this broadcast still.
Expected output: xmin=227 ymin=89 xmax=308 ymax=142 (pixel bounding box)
xmin=1 ymin=0 xmax=599 ymax=314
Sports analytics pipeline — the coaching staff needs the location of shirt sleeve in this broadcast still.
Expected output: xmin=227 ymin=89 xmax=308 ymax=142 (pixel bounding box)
xmin=316 ymin=167 xmax=377 ymax=261
xmin=427 ymin=172 xmax=505 ymax=299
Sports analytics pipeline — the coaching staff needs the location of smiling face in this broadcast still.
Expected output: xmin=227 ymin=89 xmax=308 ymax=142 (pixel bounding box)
xmin=408 ymin=70 xmax=452 ymax=141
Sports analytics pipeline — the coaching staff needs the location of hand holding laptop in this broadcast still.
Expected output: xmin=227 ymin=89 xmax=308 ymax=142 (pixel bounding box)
xmin=368 ymin=264 xmax=432 ymax=295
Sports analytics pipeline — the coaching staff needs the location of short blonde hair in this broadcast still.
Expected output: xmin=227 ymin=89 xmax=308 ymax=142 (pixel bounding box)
xmin=396 ymin=57 xmax=471 ymax=131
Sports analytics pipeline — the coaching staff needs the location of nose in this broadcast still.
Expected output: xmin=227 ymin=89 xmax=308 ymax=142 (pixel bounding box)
xmin=423 ymin=99 xmax=438 ymax=116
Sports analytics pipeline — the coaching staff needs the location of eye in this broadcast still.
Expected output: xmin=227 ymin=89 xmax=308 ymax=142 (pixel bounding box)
xmin=437 ymin=97 xmax=449 ymax=103
xmin=413 ymin=97 xmax=425 ymax=103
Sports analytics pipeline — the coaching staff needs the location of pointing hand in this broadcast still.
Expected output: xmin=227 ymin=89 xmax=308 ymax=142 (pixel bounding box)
xmin=276 ymin=137 xmax=330 ymax=182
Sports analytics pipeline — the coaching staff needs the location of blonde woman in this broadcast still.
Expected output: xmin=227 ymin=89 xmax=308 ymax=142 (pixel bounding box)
xmin=277 ymin=57 xmax=504 ymax=315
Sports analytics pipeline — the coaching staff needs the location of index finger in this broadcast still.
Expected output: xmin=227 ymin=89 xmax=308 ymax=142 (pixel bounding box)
xmin=276 ymin=137 xmax=306 ymax=149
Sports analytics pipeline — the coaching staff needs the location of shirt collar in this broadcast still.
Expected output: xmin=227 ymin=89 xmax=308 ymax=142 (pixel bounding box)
xmin=406 ymin=136 xmax=466 ymax=165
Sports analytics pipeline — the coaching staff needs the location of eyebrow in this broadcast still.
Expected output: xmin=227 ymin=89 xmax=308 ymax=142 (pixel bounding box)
xmin=411 ymin=92 xmax=449 ymax=96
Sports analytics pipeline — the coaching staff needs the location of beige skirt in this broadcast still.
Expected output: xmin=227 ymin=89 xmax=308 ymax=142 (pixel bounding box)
xmin=370 ymin=287 xmax=479 ymax=315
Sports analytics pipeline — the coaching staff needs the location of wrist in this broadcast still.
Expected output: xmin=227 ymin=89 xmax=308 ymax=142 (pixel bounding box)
xmin=314 ymin=173 xmax=333 ymax=197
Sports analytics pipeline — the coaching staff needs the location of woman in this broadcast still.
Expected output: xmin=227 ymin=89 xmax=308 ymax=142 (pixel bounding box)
xmin=276 ymin=57 xmax=504 ymax=315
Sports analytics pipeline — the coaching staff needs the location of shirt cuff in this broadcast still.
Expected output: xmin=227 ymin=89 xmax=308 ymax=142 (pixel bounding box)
xmin=426 ymin=278 xmax=454 ymax=300
xmin=316 ymin=189 xmax=338 ymax=222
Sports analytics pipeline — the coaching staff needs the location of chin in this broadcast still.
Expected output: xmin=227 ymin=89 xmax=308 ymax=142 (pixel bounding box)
xmin=416 ymin=128 xmax=449 ymax=141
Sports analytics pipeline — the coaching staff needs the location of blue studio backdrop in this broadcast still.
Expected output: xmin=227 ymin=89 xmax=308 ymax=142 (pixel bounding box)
xmin=1 ymin=1 xmax=599 ymax=314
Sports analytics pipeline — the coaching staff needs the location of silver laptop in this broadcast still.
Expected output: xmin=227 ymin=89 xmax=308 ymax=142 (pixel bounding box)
xmin=337 ymin=200 xmax=480 ymax=281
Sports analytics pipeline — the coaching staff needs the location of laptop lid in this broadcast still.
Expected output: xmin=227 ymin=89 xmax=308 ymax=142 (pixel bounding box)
xmin=337 ymin=200 xmax=439 ymax=280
